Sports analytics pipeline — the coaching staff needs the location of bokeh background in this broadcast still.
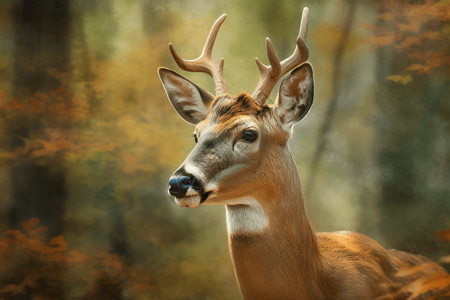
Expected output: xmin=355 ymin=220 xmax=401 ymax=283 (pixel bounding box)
xmin=0 ymin=0 xmax=449 ymax=299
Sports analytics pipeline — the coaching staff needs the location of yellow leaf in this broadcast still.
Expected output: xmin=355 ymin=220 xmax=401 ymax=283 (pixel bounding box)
xmin=407 ymin=64 xmax=431 ymax=74
xmin=386 ymin=74 xmax=412 ymax=84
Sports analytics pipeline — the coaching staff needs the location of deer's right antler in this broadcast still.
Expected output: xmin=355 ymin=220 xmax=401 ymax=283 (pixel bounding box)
xmin=252 ymin=7 xmax=310 ymax=106
xmin=169 ymin=14 xmax=229 ymax=96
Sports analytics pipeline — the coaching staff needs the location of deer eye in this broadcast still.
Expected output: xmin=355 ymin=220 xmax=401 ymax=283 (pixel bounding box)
xmin=193 ymin=134 xmax=198 ymax=143
xmin=242 ymin=130 xmax=258 ymax=142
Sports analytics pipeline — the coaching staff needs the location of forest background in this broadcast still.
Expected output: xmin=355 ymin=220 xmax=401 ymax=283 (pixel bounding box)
xmin=0 ymin=0 xmax=448 ymax=299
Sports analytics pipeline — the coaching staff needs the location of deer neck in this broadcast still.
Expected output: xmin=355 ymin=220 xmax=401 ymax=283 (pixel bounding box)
xmin=225 ymin=148 xmax=334 ymax=300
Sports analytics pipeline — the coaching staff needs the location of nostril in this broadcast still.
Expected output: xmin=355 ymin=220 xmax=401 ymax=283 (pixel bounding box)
xmin=168 ymin=176 xmax=193 ymax=197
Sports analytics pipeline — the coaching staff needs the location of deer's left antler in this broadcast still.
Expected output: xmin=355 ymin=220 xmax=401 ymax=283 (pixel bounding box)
xmin=252 ymin=7 xmax=310 ymax=106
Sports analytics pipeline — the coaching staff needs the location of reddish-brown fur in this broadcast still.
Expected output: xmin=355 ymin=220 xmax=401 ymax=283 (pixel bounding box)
xmin=208 ymin=95 xmax=449 ymax=300
xmin=159 ymin=10 xmax=450 ymax=299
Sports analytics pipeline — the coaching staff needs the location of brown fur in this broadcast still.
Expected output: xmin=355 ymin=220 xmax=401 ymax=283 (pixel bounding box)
xmin=202 ymin=94 xmax=449 ymax=299
xmin=164 ymin=72 xmax=449 ymax=300
xmin=211 ymin=92 xmax=262 ymax=130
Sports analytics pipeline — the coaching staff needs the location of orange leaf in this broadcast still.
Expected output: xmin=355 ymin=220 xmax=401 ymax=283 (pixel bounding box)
xmin=69 ymin=249 xmax=89 ymax=263
xmin=395 ymin=36 xmax=420 ymax=49
xmin=368 ymin=34 xmax=396 ymax=47
xmin=435 ymin=229 xmax=450 ymax=241
xmin=9 ymin=98 xmax=25 ymax=111
xmin=49 ymin=235 xmax=68 ymax=251
xmin=1 ymin=283 xmax=25 ymax=296
xmin=22 ymin=218 xmax=40 ymax=231
xmin=133 ymin=282 xmax=155 ymax=291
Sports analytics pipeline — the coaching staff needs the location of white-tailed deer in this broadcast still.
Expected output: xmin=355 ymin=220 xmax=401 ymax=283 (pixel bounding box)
xmin=158 ymin=8 xmax=449 ymax=300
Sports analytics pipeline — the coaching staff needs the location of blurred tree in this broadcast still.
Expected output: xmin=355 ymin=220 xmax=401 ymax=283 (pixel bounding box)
xmin=7 ymin=1 xmax=72 ymax=298
xmin=10 ymin=0 xmax=71 ymax=236
xmin=306 ymin=0 xmax=357 ymax=196
xmin=366 ymin=0 xmax=449 ymax=260
xmin=8 ymin=0 xmax=70 ymax=253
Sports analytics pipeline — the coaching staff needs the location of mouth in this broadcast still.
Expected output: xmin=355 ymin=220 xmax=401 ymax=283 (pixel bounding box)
xmin=175 ymin=191 xmax=211 ymax=208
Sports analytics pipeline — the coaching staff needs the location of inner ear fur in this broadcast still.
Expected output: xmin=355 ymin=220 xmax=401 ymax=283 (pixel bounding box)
xmin=158 ymin=67 xmax=214 ymax=125
xmin=274 ymin=63 xmax=314 ymax=129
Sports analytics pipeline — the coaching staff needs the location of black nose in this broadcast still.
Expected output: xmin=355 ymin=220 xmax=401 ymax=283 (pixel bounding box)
xmin=168 ymin=175 xmax=194 ymax=198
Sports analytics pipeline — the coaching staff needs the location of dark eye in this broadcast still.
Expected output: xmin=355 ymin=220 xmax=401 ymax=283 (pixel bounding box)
xmin=193 ymin=134 xmax=198 ymax=143
xmin=242 ymin=130 xmax=258 ymax=142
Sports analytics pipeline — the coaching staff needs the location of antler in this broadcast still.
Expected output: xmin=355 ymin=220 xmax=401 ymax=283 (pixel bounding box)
xmin=252 ymin=7 xmax=310 ymax=105
xmin=169 ymin=14 xmax=229 ymax=96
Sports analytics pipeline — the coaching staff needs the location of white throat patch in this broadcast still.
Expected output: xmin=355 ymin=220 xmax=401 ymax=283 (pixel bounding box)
xmin=225 ymin=199 xmax=269 ymax=234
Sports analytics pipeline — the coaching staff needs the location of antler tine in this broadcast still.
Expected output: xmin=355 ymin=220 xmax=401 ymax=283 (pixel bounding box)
xmin=169 ymin=14 xmax=229 ymax=96
xmin=252 ymin=7 xmax=310 ymax=106
xmin=300 ymin=7 xmax=309 ymax=41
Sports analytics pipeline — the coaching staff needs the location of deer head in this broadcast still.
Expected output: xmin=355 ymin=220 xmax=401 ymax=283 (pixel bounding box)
xmin=157 ymin=10 xmax=450 ymax=300
xmin=158 ymin=8 xmax=313 ymax=211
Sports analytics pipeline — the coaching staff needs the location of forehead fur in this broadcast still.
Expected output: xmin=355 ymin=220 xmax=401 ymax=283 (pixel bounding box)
xmin=210 ymin=92 xmax=262 ymax=130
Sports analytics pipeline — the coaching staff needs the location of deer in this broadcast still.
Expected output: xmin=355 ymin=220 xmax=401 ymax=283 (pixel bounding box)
xmin=157 ymin=8 xmax=449 ymax=300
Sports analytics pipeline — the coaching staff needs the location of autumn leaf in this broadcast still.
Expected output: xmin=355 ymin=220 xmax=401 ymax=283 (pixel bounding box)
xmin=367 ymin=34 xmax=396 ymax=48
xmin=366 ymin=0 xmax=449 ymax=81
xmin=0 ymin=218 xmax=155 ymax=297
xmin=386 ymin=74 xmax=412 ymax=84
xmin=22 ymin=218 xmax=40 ymax=231
xmin=49 ymin=235 xmax=68 ymax=251
xmin=0 ymin=151 xmax=17 ymax=159
xmin=406 ymin=64 xmax=431 ymax=74
xmin=33 ymin=137 xmax=76 ymax=156
xmin=8 ymin=98 xmax=25 ymax=110
xmin=396 ymin=19 xmax=422 ymax=33
xmin=133 ymin=282 xmax=155 ymax=292
xmin=435 ymin=229 xmax=450 ymax=241
xmin=68 ymin=249 xmax=89 ymax=263
xmin=395 ymin=36 xmax=420 ymax=49
xmin=28 ymin=226 xmax=48 ymax=238
xmin=378 ymin=12 xmax=395 ymax=21
xmin=1 ymin=283 xmax=25 ymax=296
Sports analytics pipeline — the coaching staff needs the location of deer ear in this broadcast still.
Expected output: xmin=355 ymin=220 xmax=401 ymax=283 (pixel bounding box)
xmin=158 ymin=67 xmax=215 ymax=125
xmin=274 ymin=63 xmax=313 ymax=131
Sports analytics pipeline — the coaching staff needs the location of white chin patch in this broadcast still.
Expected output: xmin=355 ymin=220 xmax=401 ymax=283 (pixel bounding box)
xmin=175 ymin=195 xmax=201 ymax=208
xmin=225 ymin=199 xmax=269 ymax=234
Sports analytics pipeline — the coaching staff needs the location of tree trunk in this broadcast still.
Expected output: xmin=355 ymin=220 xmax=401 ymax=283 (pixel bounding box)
xmin=10 ymin=1 xmax=71 ymax=297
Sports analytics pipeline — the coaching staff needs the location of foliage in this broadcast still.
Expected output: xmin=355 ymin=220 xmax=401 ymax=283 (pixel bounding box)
xmin=0 ymin=0 xmax=448 ymax=298
xmin=366 ymin=0 xmax=450 ymax=83
xmin=0 ymin=218 xmax=154 ymax=299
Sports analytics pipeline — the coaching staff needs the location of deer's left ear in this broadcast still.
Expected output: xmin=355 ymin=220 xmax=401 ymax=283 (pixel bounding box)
xmin=274 ymin=62 xmax=313 ymax=131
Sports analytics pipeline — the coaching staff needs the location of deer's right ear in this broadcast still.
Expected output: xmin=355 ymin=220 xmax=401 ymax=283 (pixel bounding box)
xmin=158 ymin=67 xmax=214 ymax=125
xmin=274 ymin=63 xmax=314 ymax=131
